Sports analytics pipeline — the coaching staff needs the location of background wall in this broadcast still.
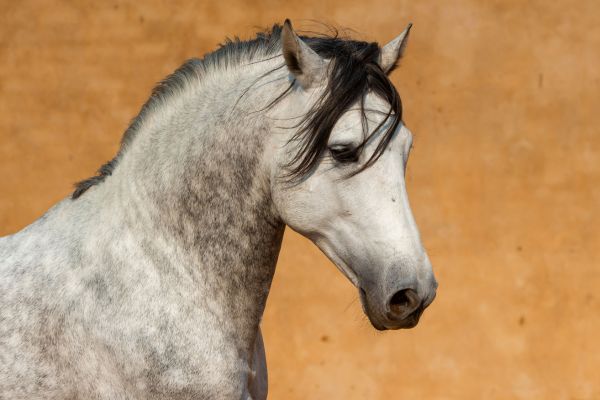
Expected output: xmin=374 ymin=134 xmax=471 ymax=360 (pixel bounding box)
xmin=0 ymin=1 xmax=598 ymax=398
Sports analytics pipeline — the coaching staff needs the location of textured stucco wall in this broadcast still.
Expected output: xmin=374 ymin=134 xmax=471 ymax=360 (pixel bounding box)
xmin=0 ymin=1 xmax=598 ymax=398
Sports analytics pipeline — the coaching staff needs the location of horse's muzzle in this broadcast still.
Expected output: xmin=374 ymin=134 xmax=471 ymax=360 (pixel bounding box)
xmin=359 ymin=285 xmax=436 ymax=330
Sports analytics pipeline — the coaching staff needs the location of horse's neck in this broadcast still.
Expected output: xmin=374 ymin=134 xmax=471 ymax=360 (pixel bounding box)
xmin=90 ymin=67 xmax=286 ymax=348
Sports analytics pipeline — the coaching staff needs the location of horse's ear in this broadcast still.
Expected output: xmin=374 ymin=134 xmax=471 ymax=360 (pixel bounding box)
xmin=281 ymin=19 xmax=326 ymax=88
xmin=378 ymin=23 xmax=412 ymax=74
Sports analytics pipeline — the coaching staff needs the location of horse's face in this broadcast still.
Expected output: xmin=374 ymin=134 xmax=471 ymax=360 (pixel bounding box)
xmin=270 ymin=21 xmax=437 ymax=330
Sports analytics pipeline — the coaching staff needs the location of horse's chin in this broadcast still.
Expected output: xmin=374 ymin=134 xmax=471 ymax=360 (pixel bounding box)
xmin=359 ymin=288 xmax=388 ymax=331
xmin=369 ymin=319 xmax=388 ymax=331
xmin=366 ymin=313 xmax=422 ymax=331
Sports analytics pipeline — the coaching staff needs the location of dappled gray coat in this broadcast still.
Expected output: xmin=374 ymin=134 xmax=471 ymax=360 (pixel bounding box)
xmin=0 ymin=20 xmax=436 ymax=399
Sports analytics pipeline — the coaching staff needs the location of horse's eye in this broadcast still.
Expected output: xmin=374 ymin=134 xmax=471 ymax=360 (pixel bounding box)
xmin=329 ymin=145 xmax=359 ymax=163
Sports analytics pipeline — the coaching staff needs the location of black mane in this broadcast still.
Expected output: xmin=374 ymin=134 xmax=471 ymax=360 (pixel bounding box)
xmin=284 ymin=33 xmax=401 ymax=179
xmin=72 ymin=23 xmax=402 ymax=198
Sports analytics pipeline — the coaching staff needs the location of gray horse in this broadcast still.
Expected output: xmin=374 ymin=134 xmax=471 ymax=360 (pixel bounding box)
xmin=0 ymin=20 xmax=437 ymax=399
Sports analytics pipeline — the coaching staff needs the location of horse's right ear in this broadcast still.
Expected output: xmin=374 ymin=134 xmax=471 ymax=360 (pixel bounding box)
xmin=281 ymin=19 xmax=326 ymax=88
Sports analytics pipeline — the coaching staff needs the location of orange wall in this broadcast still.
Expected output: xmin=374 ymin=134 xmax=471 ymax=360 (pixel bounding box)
xmin=0 ymin=1 xmax=598 ymax=398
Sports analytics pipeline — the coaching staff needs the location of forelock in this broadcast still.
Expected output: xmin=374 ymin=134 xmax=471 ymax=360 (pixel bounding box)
xmin=283 ymin=32 xmax=403 ymax=180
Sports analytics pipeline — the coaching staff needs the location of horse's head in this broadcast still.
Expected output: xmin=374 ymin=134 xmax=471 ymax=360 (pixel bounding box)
xmin=269 ymin=21 xmax=437 ymax=330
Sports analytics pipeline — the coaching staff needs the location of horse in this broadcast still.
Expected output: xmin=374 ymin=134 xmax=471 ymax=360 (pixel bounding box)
xmin=0 ymin=20 xmax=437 ymax=399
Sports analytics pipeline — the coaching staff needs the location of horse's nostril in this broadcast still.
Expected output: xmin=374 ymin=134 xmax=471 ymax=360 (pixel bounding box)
xmin=388 ymin=288 xmax=420 ymax=320
xmin=390 ymin=290 xmax=410 ymax=309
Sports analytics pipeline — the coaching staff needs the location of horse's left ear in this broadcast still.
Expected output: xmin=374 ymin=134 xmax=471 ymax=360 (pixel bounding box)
xmin=378 ymin=23 xmax=413 ymax=74
xmin=281 ymin=19 xmax=326 ymax=88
